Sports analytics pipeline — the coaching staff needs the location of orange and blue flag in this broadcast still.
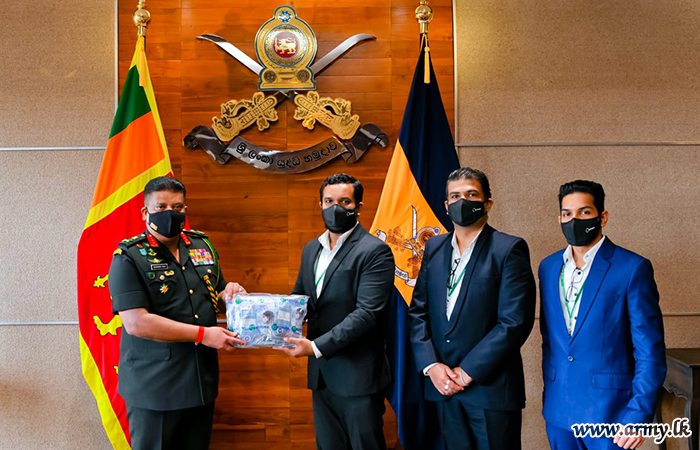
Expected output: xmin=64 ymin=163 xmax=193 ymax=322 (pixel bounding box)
xmin=77 ymin=35 xmax=172 ymax=449
xmin=370 ymin=37 xmax=459 ymax=450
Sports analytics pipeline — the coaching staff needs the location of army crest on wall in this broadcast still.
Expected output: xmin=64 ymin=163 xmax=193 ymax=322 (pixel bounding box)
xmin=184 ymin=6 xmax=388 ymax=174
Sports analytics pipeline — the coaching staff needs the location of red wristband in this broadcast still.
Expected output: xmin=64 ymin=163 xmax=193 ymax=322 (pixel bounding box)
xmin=195 ymin=326 xmax=205 ymax=345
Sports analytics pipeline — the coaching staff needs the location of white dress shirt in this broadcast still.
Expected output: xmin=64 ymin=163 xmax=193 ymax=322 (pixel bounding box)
xmin=423 ymin=228 xmax=482 ymax=375
xmin=560 ymin=236 xmax=606 ymax=336
xmin=310 ymin=223 xmax=359 ymax=358
xmin=446 ymin=230 xmax=482 ymax=320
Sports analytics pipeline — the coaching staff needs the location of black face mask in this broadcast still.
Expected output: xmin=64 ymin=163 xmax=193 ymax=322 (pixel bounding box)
xmin=147 ymin=209 xmax=186 ymax=238
xmin=322 ymin=204 xmax=357 ymax=234
xmin=560 ymin=217 xmax=601 ymax=246
xmin=447 ymin=199 xmax=487 ymax=227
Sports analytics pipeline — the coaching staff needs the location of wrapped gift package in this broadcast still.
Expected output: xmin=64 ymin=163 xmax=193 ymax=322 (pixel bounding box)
xmin=225 ymin=293 xmax=308 ymax=348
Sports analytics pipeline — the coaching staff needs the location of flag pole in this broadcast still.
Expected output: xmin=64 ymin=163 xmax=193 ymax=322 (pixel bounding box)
xmin=132 ymin=1 xmax=150 ymax=86
xmin=133 ymin=0 xmax=150 ymax=37
xmin=415 ymin=0 xmax=433 ymax=83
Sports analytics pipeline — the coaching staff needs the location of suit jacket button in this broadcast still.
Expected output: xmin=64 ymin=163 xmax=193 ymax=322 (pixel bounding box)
xmin=194 ymin=314 xmax=199 ymax=320
xmin=189 ymin=289 xmax=194 ymax=294
xmin=446 ymin=339 xmax=451 ymax=343
xmin=568 ymin=356 xmax=574 ymax=362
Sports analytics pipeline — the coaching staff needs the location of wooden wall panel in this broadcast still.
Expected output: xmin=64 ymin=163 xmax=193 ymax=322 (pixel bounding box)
xmin=118 ymin=0 xmax=454 ymax=447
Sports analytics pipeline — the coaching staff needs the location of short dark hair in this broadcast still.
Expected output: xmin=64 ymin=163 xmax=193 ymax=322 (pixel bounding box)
xmin=144 ymin=176 xmax=186 ymax=201
xmin=319 ymin=173 xmax=363 ymax=204
xmin=445 ymin=167 xmax=491 ymax=199
xmin=558 ymin=180 xmax=605 ymax=214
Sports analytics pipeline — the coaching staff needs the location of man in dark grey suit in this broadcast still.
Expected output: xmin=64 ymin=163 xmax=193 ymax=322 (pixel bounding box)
xmin=276 ymin=173 xmax=395 ymax=450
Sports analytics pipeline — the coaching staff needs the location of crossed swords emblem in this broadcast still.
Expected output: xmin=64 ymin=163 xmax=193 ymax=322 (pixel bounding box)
xmin=184 ymin=33 xmax=389 ymax=173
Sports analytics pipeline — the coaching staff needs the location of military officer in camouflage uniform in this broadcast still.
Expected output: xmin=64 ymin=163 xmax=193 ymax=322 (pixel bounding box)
xmin=109 ymin=176 xmax=247 ymax=450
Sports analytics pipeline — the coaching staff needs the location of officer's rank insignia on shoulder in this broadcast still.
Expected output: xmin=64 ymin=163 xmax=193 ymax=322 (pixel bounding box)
xmin=184 ymin=229 xmax=209 ymax=238
xmin=189 ymin=248 xmax=215 ymax=266
xmin=113 ymin=248 xmax=122 ymax=255
xmin=121 ymin=233 xmax=147 ymax=247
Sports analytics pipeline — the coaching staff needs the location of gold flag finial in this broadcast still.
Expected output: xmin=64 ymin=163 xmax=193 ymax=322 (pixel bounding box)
xmin=415 ymin=0 xmax=433 ymax=83
xmin=415 ymin=0 xmax=433 ymax=35
xmin=133 ymin=0 xmax=151 ymax=37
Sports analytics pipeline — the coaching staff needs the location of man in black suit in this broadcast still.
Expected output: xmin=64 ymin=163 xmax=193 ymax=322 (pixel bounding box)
xmin=276 ymin=173 xmax=395 ymax=450
xmin=408 ymin=167 xmax=536 ymax=450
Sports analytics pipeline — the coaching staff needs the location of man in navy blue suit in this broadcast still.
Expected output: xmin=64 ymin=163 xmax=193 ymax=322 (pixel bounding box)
xmin=408 ymin=167 xmax=536 ymax=450
xmin=539 ymin=180 xmax=666 ymax=449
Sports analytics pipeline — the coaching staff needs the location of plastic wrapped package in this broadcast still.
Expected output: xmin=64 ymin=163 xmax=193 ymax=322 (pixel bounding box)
xmin=225 ymin=293 xmax=308 ymax=348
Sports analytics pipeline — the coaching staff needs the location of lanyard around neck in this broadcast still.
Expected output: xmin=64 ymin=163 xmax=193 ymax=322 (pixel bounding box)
xmin=447 ymin=263 xmax=468 ymax=297
xmin=559 ymin=263 xmax=586 ymax=330
xmin=314 ymin=252 xmax=329 ymax=288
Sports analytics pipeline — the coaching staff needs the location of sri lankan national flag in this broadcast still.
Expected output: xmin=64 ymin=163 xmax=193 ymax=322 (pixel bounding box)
xmin=77 ymin=35 xmax=172 ymax=449
xmin=370 ymin=37 xmax=459 ymax=450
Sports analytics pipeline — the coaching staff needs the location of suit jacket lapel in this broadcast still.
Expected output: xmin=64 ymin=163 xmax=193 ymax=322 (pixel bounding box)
xmin=317 ymin=224 xmax=364 ymax=300
xmin=446 ymin=225 xmax=493 ymax=334
xmin=569 ymin=238 xmax=614 ymax=344
xmin=305 ymin=240 xmax=322 ymax=306
xmin=433 ymin=232 xmax=453 ymax=333
xmin=545 ymin=254 xmax=570 ymax=340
